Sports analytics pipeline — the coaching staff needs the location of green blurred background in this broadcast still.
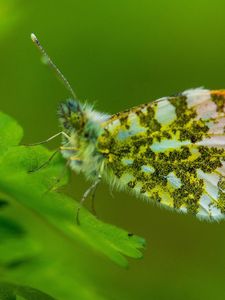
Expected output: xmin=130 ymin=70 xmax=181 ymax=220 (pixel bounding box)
xmin=1 ymin=0 xmax=225 ymax=299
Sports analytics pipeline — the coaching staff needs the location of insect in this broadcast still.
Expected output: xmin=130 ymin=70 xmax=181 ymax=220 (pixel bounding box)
xmin=31 ymin=34 xmax=225 ymax=222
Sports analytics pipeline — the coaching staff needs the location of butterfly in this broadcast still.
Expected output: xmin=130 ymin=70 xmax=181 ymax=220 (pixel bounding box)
xmin=59 ymin=88 xmax=225 ymax=221
xmin=31 ymin=34 xmax=225 ymax=222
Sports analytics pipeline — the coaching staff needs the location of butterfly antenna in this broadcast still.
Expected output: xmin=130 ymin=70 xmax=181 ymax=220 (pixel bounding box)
xmin=31 ymin=33 xmax=77 ymax=100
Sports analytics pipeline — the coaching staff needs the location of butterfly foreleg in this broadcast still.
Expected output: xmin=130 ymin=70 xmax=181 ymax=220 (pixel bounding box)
xmin=76 ymin=175 xmax=102 ymax=225
xmin=28 ymin=148 xmax=60 ymax=173
xmin=26 ymin=132 xmax=72 ymax=172
xmin=25 ymin=131 xmax=70 ymax=146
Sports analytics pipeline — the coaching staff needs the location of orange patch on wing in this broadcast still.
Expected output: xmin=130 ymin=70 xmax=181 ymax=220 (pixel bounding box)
xmin=211 ymin=90 xmax=225 ymax=97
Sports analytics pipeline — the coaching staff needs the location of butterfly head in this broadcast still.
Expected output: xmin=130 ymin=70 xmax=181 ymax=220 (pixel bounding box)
xmin=58 ymin=99 xmax=108 ymax=178
xmin=58 ymin=99 xmax=85 ymax=133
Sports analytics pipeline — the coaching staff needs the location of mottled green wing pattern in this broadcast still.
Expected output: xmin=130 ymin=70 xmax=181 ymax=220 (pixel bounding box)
xmin=98 ymin=88 xmax=225 ymax=220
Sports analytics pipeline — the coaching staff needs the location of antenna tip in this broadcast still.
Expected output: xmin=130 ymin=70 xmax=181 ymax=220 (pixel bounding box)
xmin=31 ymin=33 xmax=38 ymax=43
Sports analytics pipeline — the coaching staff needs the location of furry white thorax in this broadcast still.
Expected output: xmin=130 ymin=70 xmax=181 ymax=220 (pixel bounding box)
xmin=59 ymin=100 xmax=110 ymax=180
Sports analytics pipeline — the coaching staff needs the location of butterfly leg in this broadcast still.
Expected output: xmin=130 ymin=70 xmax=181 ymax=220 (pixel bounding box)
xmin=76 ymin=175 xmax=102 ymax=225
xmin=28 ymin=148 xmax=60 ymax=173
xmin=45 ymin=160 xmax=70 ymax=193
xmin=24 ymin=131 xmax=70 ymax=146
xmin=90 ymin=183 xmax=99 ymax=216
xmin=26 ymin=132 xmax=71 ymax=172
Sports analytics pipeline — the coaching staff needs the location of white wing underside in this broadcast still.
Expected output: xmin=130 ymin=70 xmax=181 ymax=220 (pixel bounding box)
xmin=100 ymin=88 xmax=225 ymax=221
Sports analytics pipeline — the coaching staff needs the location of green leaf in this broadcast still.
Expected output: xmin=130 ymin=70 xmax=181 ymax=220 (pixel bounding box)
xmin=0 ymin=282 xmax=56 ymax=300
xmin=0 ymin=112 xmax=23 ymax=156
xmin=0 ymin=199 xmax=8 ymax=209
xmin=0 ymin=111 xmax=145 ymax=299
xmin=0 ymin=215 xmax=25 ymax=240
xmin=0 ymin=215 xmax=40 ymax=267
xmin=0 ymin=111 xmax=145 ymax=266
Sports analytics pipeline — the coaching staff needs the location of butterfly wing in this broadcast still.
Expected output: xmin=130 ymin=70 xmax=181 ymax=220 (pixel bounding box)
xmin=97 ymin=88 xmax=225 ymax=220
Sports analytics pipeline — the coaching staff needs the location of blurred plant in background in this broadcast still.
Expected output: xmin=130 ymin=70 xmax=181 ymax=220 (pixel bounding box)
xmin=0 ymin=0 xmax=19 ymax=38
